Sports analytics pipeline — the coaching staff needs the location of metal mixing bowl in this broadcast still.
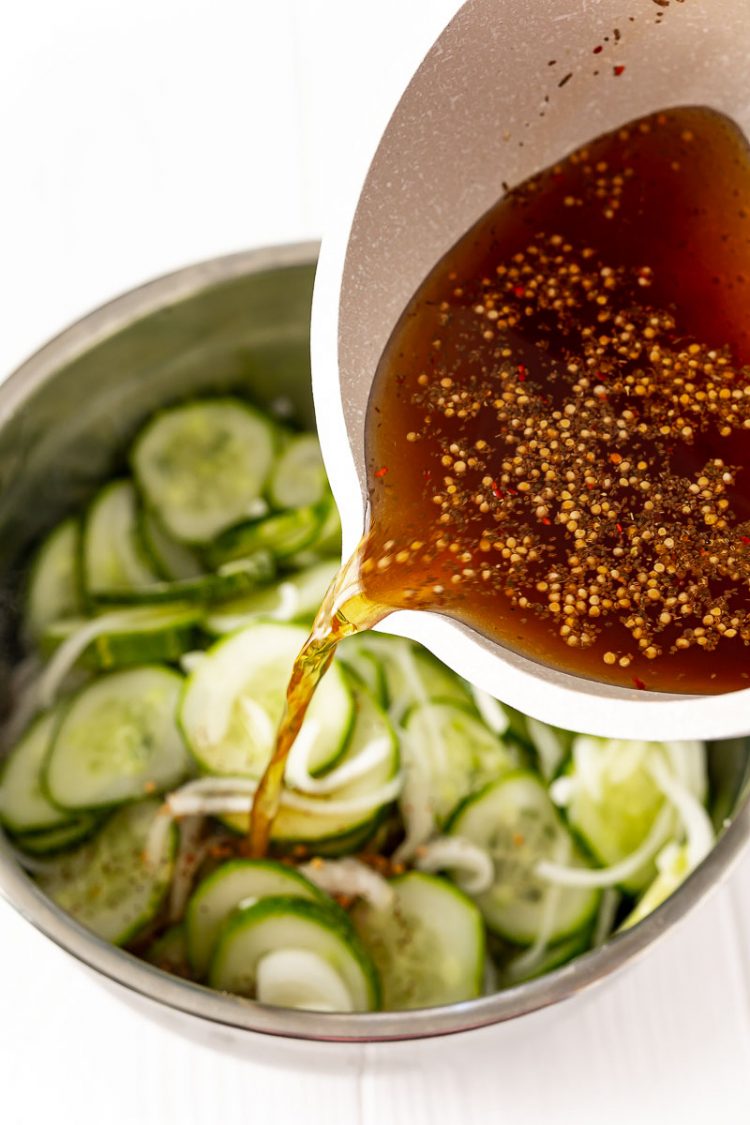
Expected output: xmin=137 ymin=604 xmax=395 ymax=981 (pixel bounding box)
xmin=0 ymin=243 xmax=748 ymax=1045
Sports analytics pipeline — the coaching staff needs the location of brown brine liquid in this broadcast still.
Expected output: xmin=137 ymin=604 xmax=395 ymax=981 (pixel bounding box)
xmin=249 ymin=106 xmax=750 ymax=854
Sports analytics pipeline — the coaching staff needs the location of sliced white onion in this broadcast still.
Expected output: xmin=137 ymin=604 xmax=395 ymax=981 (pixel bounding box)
xmin=647 ymin=755 xmax=714 ymax=869
xmin=180 ymin=651 xmax=207 ymax=675
xmin=592 ymin=887 xmax=621 ymax=947
xmin=143 ymin=804 xmax=179 ymax=871
xmin=281 ymin=777 xmax=402 ymax=816
xmin=285 ymin=723 xmax=392 ymax=795
xmin=299 ymin=858 xmax=394 ymax=910
xmin=256 ymin=949 xmax=355 ymax=1012
xmin=482 ymin=954 xmax=499 ymax=996
xmin=159 ymin=773 xmax=402 ymax=822
xmin=414 ymin=836 xmax=494 ymax=895
xmin=168 ymin=815 xmax=204 ymax=923
xmin=549 ymin=775 xmax=576 ymax=807
xmin=526 ymin=718 xmax=566 ymax=781
xmin=506 ymin=836 xmax=568 ymax=978
xmin=536 ymin=802 xmax=675 ymax=889
xmin=36 ymin=611 xmax=137 ymax=709
xmin=239 ymin=698 xmax=275 ymax=752
xmin=470 ymin=686 xmax=509 ymax=736
xmin=571 ymin=736 xmax=607 ymax=802
xmin=392 ymin=748 xmax=435 ymax=863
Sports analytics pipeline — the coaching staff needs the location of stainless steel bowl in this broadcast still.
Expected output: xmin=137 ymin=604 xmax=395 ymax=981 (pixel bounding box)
xmin=0 ymin=243 xmax=748 ymax=1046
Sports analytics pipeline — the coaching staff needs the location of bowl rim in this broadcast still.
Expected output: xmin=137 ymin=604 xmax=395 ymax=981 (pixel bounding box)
xmin=0 ymin=242 xmax=748 ymax=1043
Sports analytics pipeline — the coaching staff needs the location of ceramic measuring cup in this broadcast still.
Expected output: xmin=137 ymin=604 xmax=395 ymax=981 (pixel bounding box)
xmin=311 ymin=0 xmax=750 ymax=741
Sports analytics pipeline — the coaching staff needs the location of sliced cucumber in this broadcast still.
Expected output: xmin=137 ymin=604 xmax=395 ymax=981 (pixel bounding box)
xmin=25 ymin=518 xmax=83 ymax=643
xmin=403 ymin=701 xmax=519 ymax=825
xmin=362 ymin=638 xmax=472 ymax=722
xmin=93 ymin=552 xmax=275 ymax=607
xmin=563 ymin=737 xmax=704 ymax=893
xmin=179 ymin=622 xmax=353 ymax=779
xmin=83 ymin=480 xmax=159 ymax=599
xmin=140 ymin=510 xmax=204 ymax=581
xmin=525 ymin=717 xmax=573 ymax=781
xmin=338 ymin=639 xmax=388 ymax=708
xmin=496 ymin=928 xmax=590 ymax=987
xmin=267 ymin=434 xmax=328 ymax=510
xmin=286 ymin=496 xmax=342 ymax=567
xmin=448 ymin=772 xmax=600 ymax=945
xmin=207 ymin=505 xmax=324 ymax=568
xmin=220 ymin=685 xmax=399 ymax=851
xmin=208 ymin=895 xmax=380 ymax=1012
xmin=205 ymin=558 xmax=339 ymax=635
xmin=352 ymin=871 xmax=484 ymax=1010
xmin=144 ymin=924 xmax=191 ymax=977
xmin=186 ymin=858 xmax=330 ymax=977
xmin=42 ymin=605 xmax=204 ymax=670
xmin=0 ymin=710 xmax=72 ymax=833
xmin=36 ymin=797 xmax=176 ymax=944
xmin=11 ymin=815 xmax=100 ymax=855
xmin=45 ymin=665 xmax=190 ymax=811
xmin=132 ymin=398 xmax=276 ymax=544
xmin=620 ymin=842 xmax=691 ymax=931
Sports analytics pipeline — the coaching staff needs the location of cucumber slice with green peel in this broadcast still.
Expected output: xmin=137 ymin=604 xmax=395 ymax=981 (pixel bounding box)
xmin=208 ymin=896 xmax=380 ymax=1011
xmin=562 ymin=737 xmax=705 ymax=893
xmin=36 ymin=798 xmax=176 ymax=944
xmin=267 ymin=434 xmax=328 ymax=510
xmin=205 ymin=558 xmax=339 ymax=635
xmin=132 ymin=398 xmax=277 ymax=545
xmin=496 ymin=928 xmax=591 ymax=987
xmin=619 ymin=842 xmax=691 ymax=931
xmin=207 ymin=505 xmax=324 ymax=568
xmin=0 ymin=711 xmax=73 ymax=833
xmin=351 ymin=872 xmax=484 ymax=1010
xmin=186 ymin=858 xmax=331 ymax=976
xmin=140 ymin=510 xmax=204 ymax=581
xmin=144 ymin=924 xmax=191 ymax=977
xmin=83 ymin=481 xmax=160 ymax=599
xmin=338 ymin=645 xmax=388 ymax=709
xmin=42 ymin=605 xmax=204 ymax=670
xmin=286 ymin=497 xmax=342 ymax=568
xmin=92 ymin=552 xmax=275 ymax=607
xmin=25 ymin=518 xmax=83 ymax=643
xmin=220 ymin=685 xmax=399 ymax=851
xmin=525 ymin=717 xmax=573 ymax=781
xmin=362 ymin=638 xmax=472 ymax=721
xmin=403 ymin=702 xmax=520 ymax=826
xmin=45 ymin=665 xmax=191 ymax=811
xmin=10 ymin=815 xmax=100 ymax=856
xmin=179 ymin=622 xmax=353 ymax=779
xmin=447 ymin=772 xmax=600 ymax=945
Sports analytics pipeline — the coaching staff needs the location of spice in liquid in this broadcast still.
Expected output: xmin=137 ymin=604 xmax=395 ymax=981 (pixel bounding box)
xmin=249 ymin=106 xmax=750 ymax=853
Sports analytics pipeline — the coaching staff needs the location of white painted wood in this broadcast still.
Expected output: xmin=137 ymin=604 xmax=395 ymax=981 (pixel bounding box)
xmin=1 ymin=2 xmax=749 ymax=1122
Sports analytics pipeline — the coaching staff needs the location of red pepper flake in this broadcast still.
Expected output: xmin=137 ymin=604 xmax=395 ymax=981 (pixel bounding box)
xmin=741 ymin=536 xmax=750 ymax=546
xmin=541 ymin=517 xmax=551 ymax=525
xmin=422 ymin=469 xmax=432 ymax=481
xmin=632 ymin=676 xmax=647 ymax=691
xmin=513 ymin=285 xmax=526 ymax=298
xmin=593 ymin=45 xmax=603 ymax=54
xmin=517 ymin=364 xmax=527 ymax=381
xmin=616 ymin=522 xmax=624 ymax=535
xmin=613 ymin=65 xmax=626 ymax=77
xmin=374 ymin=466 xmax=389 ymax=478
xmin=491 ymin=481 xmax=503 ymax=498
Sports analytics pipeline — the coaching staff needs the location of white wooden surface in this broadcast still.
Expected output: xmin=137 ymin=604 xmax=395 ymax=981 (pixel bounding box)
xmin=0 ymin=3 xmax=749 ymax=1121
